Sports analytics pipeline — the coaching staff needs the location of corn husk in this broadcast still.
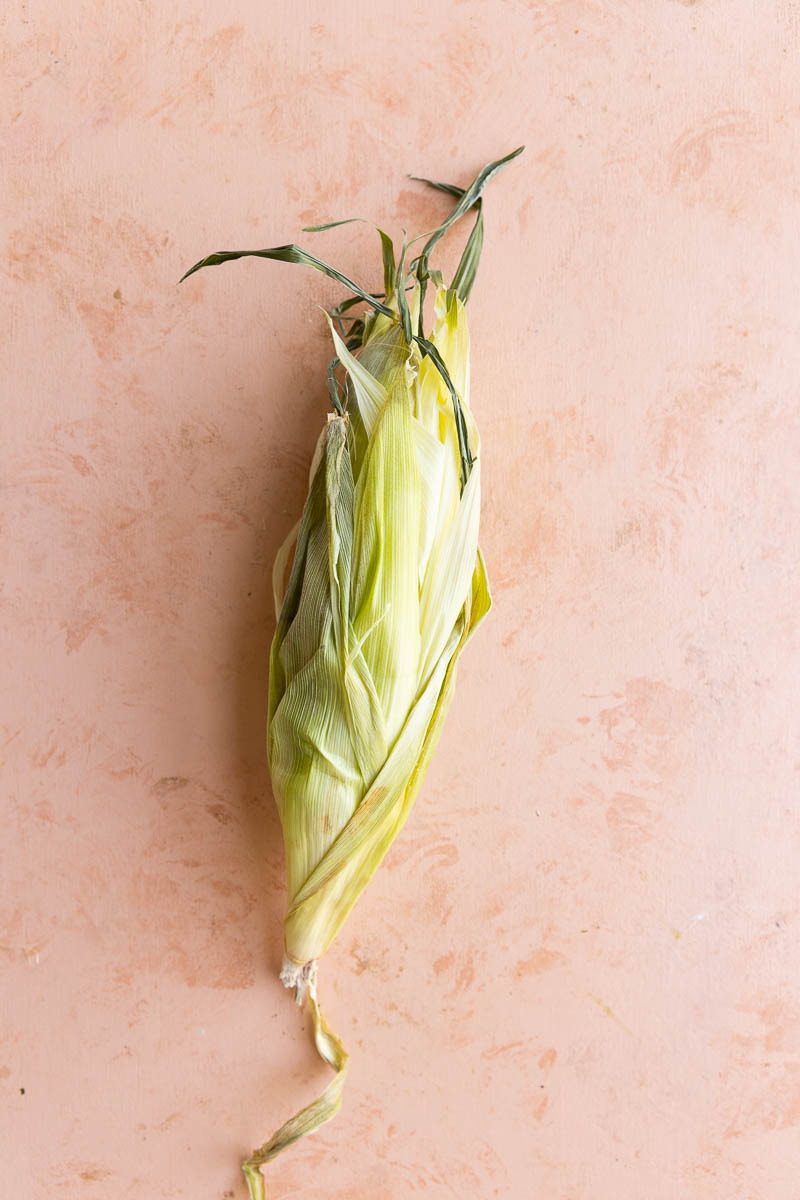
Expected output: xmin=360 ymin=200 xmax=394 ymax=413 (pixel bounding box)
xmin=181 ymin=146 xmax=522 ymax=1199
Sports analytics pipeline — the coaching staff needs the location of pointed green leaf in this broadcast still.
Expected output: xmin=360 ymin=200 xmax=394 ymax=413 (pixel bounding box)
xmin=179 ymin=243 xmax=396 ymax=319
xmin=302 ymin=218 xmax=364 ymax=232
xmin=415 ymin=145 xmax=523 ymax=265
xmin=377 ymin=227 xmax=396 ymax=300
xmin=394 ymin=238 xmax=413 ymax=344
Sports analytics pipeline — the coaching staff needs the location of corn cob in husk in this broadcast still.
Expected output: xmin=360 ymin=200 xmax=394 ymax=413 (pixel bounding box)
xmin=181 ymin=146 xmax=522 ymax=1198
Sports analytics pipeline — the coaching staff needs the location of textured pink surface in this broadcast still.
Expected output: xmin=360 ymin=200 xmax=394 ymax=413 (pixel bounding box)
xmin=4 ymin=4 xmax=800 ymax=1198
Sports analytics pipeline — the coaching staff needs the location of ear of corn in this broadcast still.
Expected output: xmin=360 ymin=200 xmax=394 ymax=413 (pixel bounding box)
xmin=181 ymin=146 xmax=522 ymax=1198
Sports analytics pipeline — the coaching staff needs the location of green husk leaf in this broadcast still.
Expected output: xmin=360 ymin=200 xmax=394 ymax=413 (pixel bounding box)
xmin=301 ymin=221 xmax=395 ymax=303
xmin=302 ymin=218 xmax=364 ymax=232
xmin=179 ymin=243 xmax=396 ymax=319
xmin=408 ymin=176 xmax=484 ymax=302
xmin=394 ymin=238 xmax=413 ymax=344
xmin=326 ymin=357 xmax=345 ymax=415
xmin=413 ymin=144 xmax=523 ymax=267
xmin=413 ymin=334 xmax=473 ymax=487
xmin=378 ymin=227 xmax=396 ymax=300
xmin=326 ymin=318 xmax=387 ymax=437
xmin=408 ymin=147 xmax=522 ymax=311
xmin=408 ymin=177 xmax=464 ymax=200
xmin=284 ymin=547 xmax=491 ymax=948
xmin=450 ymin=205 xmax=484 ymax=303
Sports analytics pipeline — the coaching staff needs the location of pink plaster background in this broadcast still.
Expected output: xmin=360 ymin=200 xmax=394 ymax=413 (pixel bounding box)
xmin=3 ymin=3 xmax=800 ymax=1198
